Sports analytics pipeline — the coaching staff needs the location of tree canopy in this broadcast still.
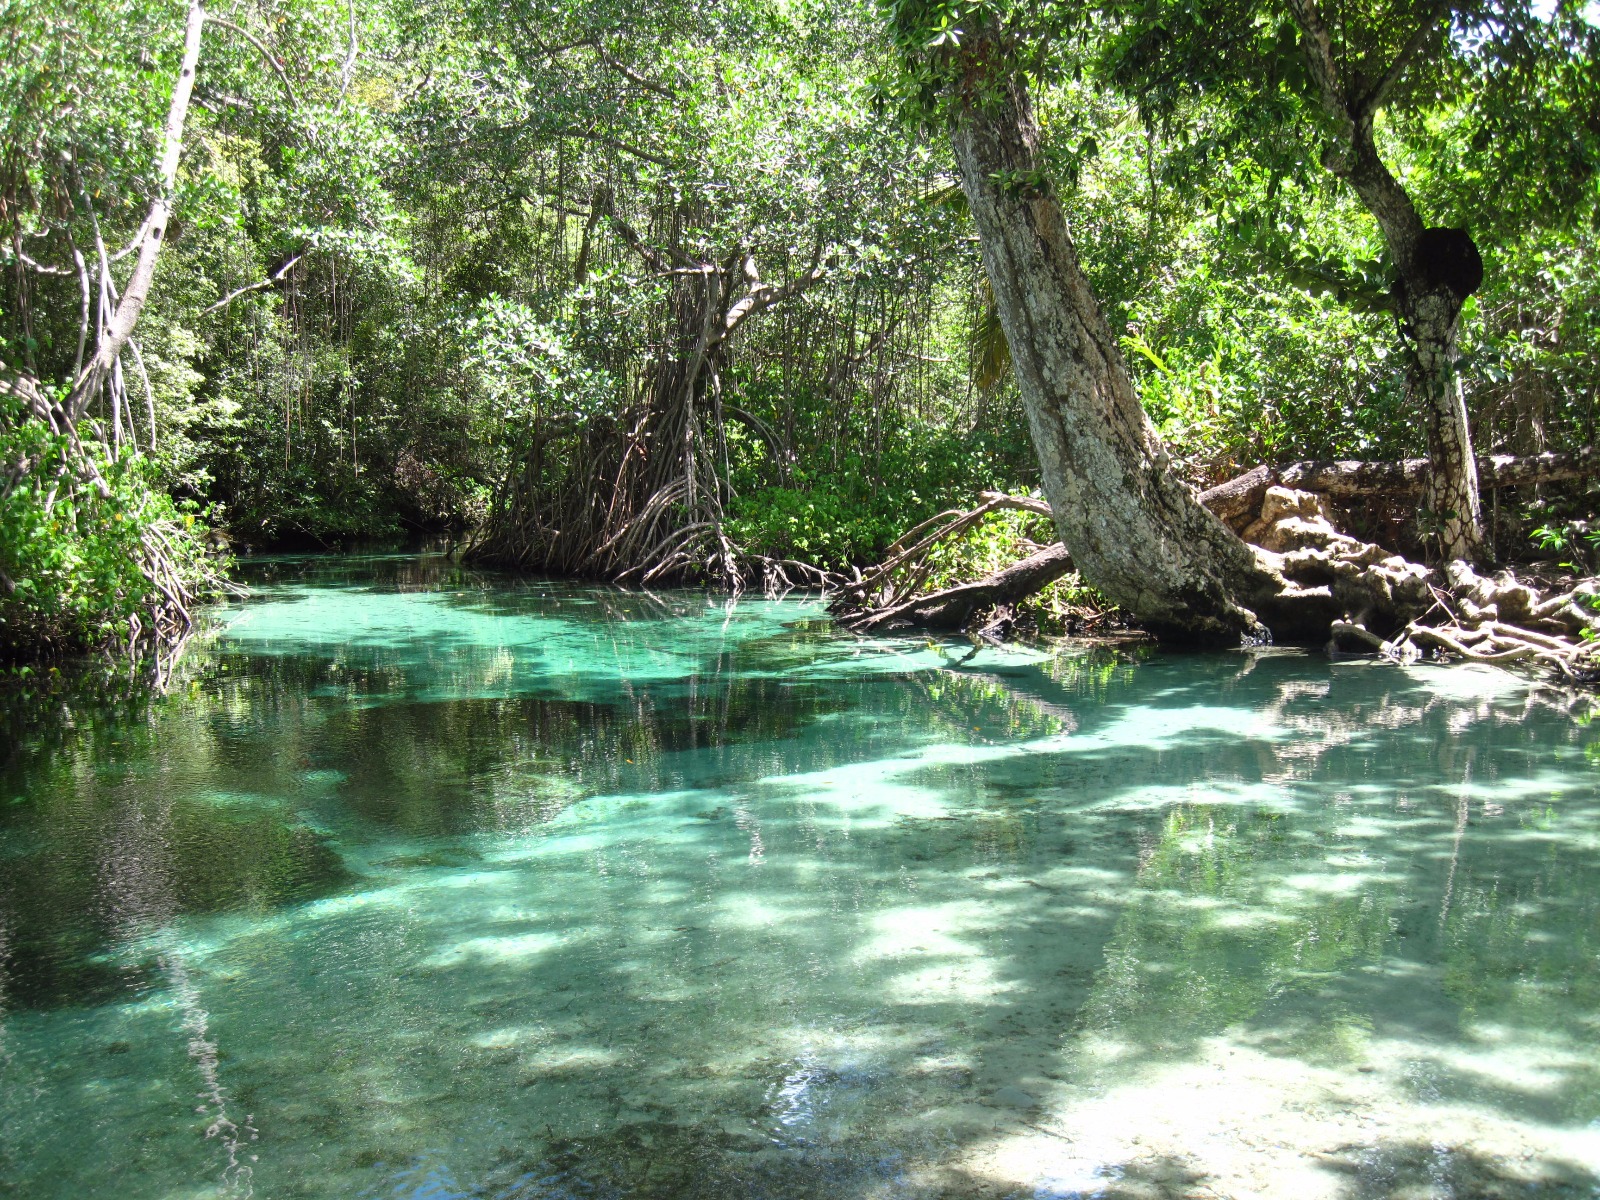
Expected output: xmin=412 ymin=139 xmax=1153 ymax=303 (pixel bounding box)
xmin=2 ymin=0 xmax=1597 ymax=658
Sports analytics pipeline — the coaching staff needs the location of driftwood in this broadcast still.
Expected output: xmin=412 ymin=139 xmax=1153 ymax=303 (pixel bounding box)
xmin=830 ymin=491 xmax=1073 ymax=631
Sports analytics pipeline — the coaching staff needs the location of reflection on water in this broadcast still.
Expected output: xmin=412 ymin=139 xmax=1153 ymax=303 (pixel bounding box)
xmin=2 ymin=554 xmax=1599 ymax=1199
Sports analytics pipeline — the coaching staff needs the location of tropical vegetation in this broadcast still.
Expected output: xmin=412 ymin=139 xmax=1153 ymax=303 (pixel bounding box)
xmin=2 ymin=0 xmax=1596 ymax=659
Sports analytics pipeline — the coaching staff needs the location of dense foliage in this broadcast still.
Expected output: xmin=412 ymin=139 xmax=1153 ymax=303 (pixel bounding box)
xmin=1 ymin=0 xmax=1596 ymax=656
xmin=0 ymin=395 xmax=214 ymax=655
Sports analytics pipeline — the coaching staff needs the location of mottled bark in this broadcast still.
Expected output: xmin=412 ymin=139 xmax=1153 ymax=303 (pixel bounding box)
xmin=1283 ymin=0 xmax=1484 ymax=561
xmin=1406 ymin=292 xmax=1483 ymax=560
xmin=949 ymin=67 xmax=1283 ymax=642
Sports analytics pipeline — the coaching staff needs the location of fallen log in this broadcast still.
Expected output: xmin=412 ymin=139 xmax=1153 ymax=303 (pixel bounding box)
xmin=835 ymin=542 xmax=1074 ymax=632
xmin=1197 ymin=464 xmax=1278 ymax=527
xmin=1200 ymin=447 xmax=1600 ymax=530
xmin=834 ymin=490 xmax=1053 ymax=611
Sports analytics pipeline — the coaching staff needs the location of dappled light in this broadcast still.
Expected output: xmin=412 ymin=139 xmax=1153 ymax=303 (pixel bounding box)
xmin=2 ymin=556 xmax=1599 ymax=1197
xmin=5 ymin=0 xmax=1597 ymax=1182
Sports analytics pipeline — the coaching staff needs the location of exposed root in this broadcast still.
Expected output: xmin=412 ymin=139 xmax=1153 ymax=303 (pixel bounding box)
xmin=832 ymin=482 xmax=1600 ymax=684
xmin=1385 ymin=562 xmax=1600 ymax=679
xmin=1243 ymin=487 xmax=1599 ymax=679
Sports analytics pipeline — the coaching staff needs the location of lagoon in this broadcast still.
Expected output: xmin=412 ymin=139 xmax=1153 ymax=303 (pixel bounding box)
xmin=2 ymin=554 xmax=1597 ymax=1199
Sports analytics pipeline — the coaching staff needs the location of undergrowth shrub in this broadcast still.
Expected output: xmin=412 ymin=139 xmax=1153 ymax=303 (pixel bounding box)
xmin=1 ymin=398 xmax=218 ymax=659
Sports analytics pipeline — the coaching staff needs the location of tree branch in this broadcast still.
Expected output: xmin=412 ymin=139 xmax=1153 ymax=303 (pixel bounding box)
xmin=204 ymin=15 xmax=298 ymax=107
xmin=595 ymin=48 xmax=678 ymax=98
xmin=1283 ymin=0 xmax=1349 ymax=121
xmin=15 ymin=250 xmax=71 ymax=275
xmin=717 ymin=243 xmax=829 ymax=345
xmin=68 ymin=234 xmax=90 ymax=378
xmin=0 ymin=366 xmax=61 ymax=431
xmin=201 ymin=252 xmax=305 ymax=316
xmin=605 ymin=207 xmax=695 ymax=272
xmin=67 ymin=0 xmax=204 ymax=421
xmin=1359 ymin=0 xmax=1451 ymax=117
xmin=1284 ymin=0 xmax=1426 ymax=259
xmin=335 ymin=0 xmax=359 ymax=109
xmin=127 ymin=336 xmax=157 ymax=450
xmin=567 ymin=130 xmax=680 ymax=168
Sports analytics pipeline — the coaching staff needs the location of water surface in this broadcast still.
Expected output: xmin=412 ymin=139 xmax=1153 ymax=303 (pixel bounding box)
xmin=2 ymin=554 xmax=1598 ymax=1199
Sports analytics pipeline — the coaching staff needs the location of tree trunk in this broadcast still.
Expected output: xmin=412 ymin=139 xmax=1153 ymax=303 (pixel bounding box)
xmin=469 ymin=225 xmax=825 ymax=584
xmin=1283 ymin=0 xmax=1485 ymax=561
xmin=1334 ymin=152 xmax=1485 ymax=564
xmin=1406 ymin=288 xmax=1484 ymax=560
xmin=65 ymin=0 xmax=205 ymax=423
xmin=949 ymin=66 xmax=1282 ymax=642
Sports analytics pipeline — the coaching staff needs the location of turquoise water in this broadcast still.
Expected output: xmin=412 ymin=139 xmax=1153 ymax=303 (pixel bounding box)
xmin=3 ymin=554 xmax=1599 ymax=1200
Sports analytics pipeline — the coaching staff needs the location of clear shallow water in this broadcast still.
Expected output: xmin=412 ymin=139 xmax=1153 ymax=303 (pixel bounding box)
xmin=2 ymin=555 xmax=1599 ymax=1200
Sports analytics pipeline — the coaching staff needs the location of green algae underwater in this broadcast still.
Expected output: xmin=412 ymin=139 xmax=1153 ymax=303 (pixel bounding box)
xmin=2 ymin=554 xmax=1599 ymax=1200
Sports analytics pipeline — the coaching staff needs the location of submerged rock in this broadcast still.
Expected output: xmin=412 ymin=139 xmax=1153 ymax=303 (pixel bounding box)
xmin=990 ymin=1085 xmax=1040 ymax=1109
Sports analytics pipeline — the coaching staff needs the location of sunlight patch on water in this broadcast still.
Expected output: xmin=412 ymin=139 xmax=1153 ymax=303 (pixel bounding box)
xmin=4 ymin=556 xmax=1599 ymax=1200
xmin=422 ymin=932 xmax=567 ymax=967
xmin=974 ymin=1035 xmax=1600 ymax=1200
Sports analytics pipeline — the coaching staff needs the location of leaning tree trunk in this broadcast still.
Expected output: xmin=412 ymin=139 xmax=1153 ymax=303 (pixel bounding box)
xmin=949 ymin=65 xmax=1284 ymax=642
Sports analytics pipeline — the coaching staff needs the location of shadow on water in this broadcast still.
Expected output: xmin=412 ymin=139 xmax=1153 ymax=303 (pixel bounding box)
xmin=3 ymin=554 xmax=1600 ymax=1199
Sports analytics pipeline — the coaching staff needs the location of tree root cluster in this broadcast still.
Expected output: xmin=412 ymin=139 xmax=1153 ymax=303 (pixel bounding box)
xmin=1331 ymin=560 xmax=1598 ymax=678
xmin=830 ymin=480 xmax=1599 ymax=684
xmin=1240 ymin=486 xmax=1598 ymax=678
xmin=467 ymin=207 xmax=828 ymax=592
